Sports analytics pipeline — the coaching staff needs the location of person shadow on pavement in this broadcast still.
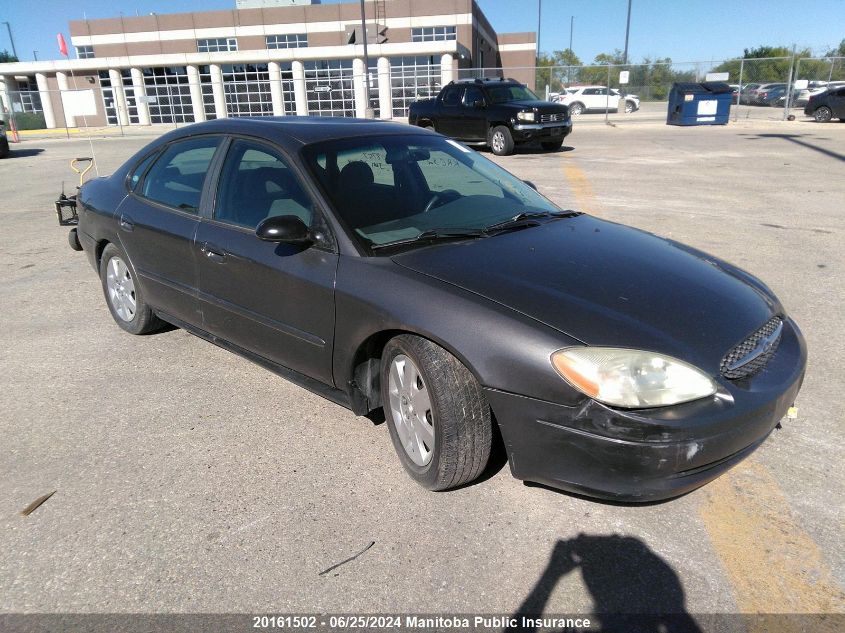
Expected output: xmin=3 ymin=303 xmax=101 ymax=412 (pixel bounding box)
xmin=509 ymin=534 xmax=703 ymax=633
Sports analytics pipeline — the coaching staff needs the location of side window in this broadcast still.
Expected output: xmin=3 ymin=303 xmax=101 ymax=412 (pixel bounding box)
xmin=141 ymin=137 xmax=220 ymax=212
xmin=582 ymin=88 xmax=598 ymax=96
xmin=442 ymin=87 xmax=460 ymax=106
xmin=463 ymin=86 xmax=485 ymax=106
xmin=129 ymin=151 xmax=159 ymax=191
xmin=215 ymin=139 xmax=314 ymax=229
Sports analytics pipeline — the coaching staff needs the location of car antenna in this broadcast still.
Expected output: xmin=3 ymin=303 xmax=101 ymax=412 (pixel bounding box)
xmin=57 ymin=33 xmax=99 ymax=175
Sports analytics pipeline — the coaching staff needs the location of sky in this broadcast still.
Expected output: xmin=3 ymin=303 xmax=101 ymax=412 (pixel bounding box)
xmin=0 ymin=0 xmax=842 ymax=65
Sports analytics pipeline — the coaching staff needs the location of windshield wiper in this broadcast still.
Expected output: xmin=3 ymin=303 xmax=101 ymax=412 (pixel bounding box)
xmin=484 ymin=210 xmax=583 ymax=233
xmin=370 ymin=228 xmax=487 ymax=250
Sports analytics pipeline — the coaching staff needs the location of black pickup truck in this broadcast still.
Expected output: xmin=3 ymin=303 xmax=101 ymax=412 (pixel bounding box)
xmin=408 ymin=78 xmax=571 ymax=156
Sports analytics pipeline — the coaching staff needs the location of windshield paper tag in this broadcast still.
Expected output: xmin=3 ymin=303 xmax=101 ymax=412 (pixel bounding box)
xmin=446 ymin=139 xmax=472 ymax=153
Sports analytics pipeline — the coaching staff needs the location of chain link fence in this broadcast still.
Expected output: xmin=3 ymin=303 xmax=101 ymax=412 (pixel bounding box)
xmin=2 ymin=56 xmax=843 ymax=139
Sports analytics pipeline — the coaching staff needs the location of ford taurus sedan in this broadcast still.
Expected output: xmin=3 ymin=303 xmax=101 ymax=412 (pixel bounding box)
xmin=70 ymin=117 xmax=806 ymax=501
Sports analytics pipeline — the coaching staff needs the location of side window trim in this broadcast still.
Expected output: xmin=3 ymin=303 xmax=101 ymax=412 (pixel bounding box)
xmin=133 ymin=134 xmax=226 ymax=216
xmin=125 ymin=148 xmax=162 ymax=193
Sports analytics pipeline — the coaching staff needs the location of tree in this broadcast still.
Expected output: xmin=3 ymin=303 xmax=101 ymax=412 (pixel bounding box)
xmin=710 ymin=45 xmax=825 ymax=85
xmin=0 ymin=50 xmax=18 ymax=63
xmin=536 ymin=49 xmax=582 ymax=92
xmin=825 ymin=39 xmax=845 ymax=58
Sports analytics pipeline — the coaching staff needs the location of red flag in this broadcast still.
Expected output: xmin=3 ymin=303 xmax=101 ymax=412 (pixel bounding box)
xmin=57 ymin=33 xmax=68 ymax=57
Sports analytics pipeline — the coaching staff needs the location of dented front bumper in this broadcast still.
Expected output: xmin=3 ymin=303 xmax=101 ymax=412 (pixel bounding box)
xmin=486 ymin=317 xmax=807 ymax=502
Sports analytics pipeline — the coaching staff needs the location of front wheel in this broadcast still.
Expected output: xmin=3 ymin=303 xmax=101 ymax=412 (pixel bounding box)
xmin=814 ymin=106 xmax=832 ymax=122
xmin=569 ymin=102 xmax=584 ymax=116
xmin=99 ymin=243 xmax=163 ymax=334
xmin=541 ymin=139 xmax=564 ymax=151
xmin=381 ymin=335 xmax=492 ymax=491
xmin=624 ymin=101 xmax=635 ymax=114
xmin=489 ymin=125 xmax=514 ymax=156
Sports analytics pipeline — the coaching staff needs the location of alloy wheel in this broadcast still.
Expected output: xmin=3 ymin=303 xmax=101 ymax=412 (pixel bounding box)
xmin=388 ymin=354 xmax=435 ymax=466
xmin=491 ymin=131 xmax=505 ymax=153
xmin=105 ymin=256 xmax=137 ymax=322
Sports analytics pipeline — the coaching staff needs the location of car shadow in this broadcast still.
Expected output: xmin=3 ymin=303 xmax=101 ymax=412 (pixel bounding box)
xmin=739 ymin=132 xmax=845 ymax=163
xmin=509 ymin=534 xmax=703 ymax=633
xmin=5 ymin=147 xmax=45 ymax=157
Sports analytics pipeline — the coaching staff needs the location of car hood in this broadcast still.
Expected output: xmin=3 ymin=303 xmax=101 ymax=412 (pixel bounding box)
xmin=501 ymin=100 xmax=569 ymax=112
xmin=391 ymin=215 xmax=780 ymax=373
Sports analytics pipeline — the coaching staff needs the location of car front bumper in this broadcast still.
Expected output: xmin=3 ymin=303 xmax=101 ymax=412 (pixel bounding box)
xmin=511 ymin=121 xmax=572 ymax=142
xmin=485 ymin=317 xmax=806 ymax=502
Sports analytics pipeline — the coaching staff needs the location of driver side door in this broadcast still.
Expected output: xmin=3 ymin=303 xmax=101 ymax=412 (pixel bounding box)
xmin=195 ymin=137 xmax=338 ymax=385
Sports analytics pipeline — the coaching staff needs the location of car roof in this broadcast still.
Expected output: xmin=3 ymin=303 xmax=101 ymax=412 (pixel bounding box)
xmin=156 ymin=116 xmax=429 ymax=149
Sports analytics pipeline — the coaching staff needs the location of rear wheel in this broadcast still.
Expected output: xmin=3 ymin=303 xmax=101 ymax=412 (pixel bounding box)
xmin=99 ymin=243 xmax=163 ymax=335
xmin=814 ymin=106 xmax=832 ymax=122
xmin=541 ymin=139 xmax=564 ymax=151
xmin=489 ymin=125 xmax=514 ymax=156
xmin=381 ymin=335 xmax=492 ymax=491
xmin=624 ymin=100 xmax=635 ymax=114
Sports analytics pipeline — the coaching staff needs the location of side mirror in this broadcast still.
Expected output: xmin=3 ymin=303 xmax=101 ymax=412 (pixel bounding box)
xmin=256 ymin=215 xmax=311 ymax=244
xmin=524 ymin=180 xmax=538 ymax=191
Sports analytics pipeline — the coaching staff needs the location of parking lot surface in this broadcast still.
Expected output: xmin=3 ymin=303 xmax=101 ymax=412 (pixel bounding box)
xmin=1 ymin=117 xmax=843 ymax=628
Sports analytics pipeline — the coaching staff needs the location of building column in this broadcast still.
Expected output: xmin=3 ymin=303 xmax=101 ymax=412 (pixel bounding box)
xmin=35 ymin=72 xmax=57 ymax=129
xmin=130 ymin=68 xmax=150 ymax=125
xmin=440 ymin=54 xmax=455 ymax=87
xmin=352 ymin=58 xmax=367 ymax=118
xmin=108 ymin=69 xmax=130 ymax=126
xmin=55 ymin=72 xmax=73 ymax=127
xmin=0 ymin=75 xmax=10 ymax=119
xmin=377 ymin=56 xmax=392 ymax=120
xmin=186 ymin=65 xmax=206 ymax=123
xmin=291 ymin=60 xmax=308 ymax=116
xmin=267 ymin=61 xmax=285 ymax=116
xmin=210 ymin=64 xmax=227 ymax=119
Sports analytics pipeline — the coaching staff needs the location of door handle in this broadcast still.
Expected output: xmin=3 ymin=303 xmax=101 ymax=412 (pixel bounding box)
xmin=201 ymin=242 xmax=227 ymax=263
xmin=119 ymin=216 xmax=134 ymax=232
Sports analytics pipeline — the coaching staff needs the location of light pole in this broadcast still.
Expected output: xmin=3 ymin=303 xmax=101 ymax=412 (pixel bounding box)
xmin=33 ymin=50 xmax=38 ymax=61
xmin=359 ymin=0 xmax=374 ymax=118
xmin=2 ymin=22 xmax=18 ymax=59
xmin=569 ymin=16 xmax=574 ymax=54
xmin=536 ymin=0 xmax=542 ymax=66
xmin=622 ymin=0 xmax=632 ymax=65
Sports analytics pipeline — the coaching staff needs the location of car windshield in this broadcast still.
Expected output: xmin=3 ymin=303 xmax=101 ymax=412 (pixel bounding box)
xmin=486 ymin=84 xmax=539 ymax=103
xmin=302 ymin=134 xmax=561 ymax=250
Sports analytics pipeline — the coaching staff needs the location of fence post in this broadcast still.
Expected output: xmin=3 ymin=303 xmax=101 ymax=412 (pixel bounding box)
xmin=783 ymin=45 xmax=796 ymax=121
xmin=605 ymin=64 xmax=611 ymax=124
xmin=734 ymin=58 xmax=744 ymax=121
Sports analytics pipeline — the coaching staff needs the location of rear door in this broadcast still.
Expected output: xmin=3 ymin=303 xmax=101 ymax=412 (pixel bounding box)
xmin=828 ymin=86 xmax=845 ymax=117
xmin=194 ymin=137 xmax=337 ymax=384
xmin=117 ymin=135 xmax=222 ymax=325
xmin=460 ymin=85 xmax=488 ymax=140
xmin=436 ymin=85 xmax=463 ymax=136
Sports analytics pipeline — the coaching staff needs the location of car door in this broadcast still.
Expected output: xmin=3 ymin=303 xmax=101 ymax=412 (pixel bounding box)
xmin=460 ymin=85 xmax=489 ymax=141
xmin=436 ymin=85 xmax=463 ymax=136
xmin=117 ymin=135 xmax=223 ymax=326
xmin=194 ymin=137 xmax=338 ymax=385
xmin=829 ymin=87 xmax=845 ymax=117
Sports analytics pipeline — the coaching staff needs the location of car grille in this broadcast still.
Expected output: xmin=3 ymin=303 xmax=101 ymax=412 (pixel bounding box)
xmin=540 ymin=112 xmax=567 ymax=123
xmin=720 ymin=316 xmax=783 ymax=380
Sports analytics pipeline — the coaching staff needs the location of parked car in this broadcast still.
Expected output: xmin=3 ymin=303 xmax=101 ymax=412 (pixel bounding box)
xmin=408 ymin=78 xmax=571 ymax=156
xmin=0 ymin=120 xmax=9 ymax=158
xmin=795 ymin=85 xmax=828 ymax=107
xmin=68 ymin=117 xmax=806 ymax=502
xmin=558 ymin=85 xmax=639 ymax=115
xmin=759 ymin=85 xmax=800 ymax=107
xmin=753 ymin=83 xmax=787 ymax=105
xmin=804 ymin=85 xmax=845 ymax=121
xmin=739 ymin=83 xmax=761 ymax=105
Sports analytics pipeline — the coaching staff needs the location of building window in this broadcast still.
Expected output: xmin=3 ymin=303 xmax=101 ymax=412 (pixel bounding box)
xmin=411 ymin=26 xmax=456 ymax=42
xmin=9 ymin=76 xmax=42 ymax=114
xmin=141 ymin=66 xmax=195 ymax=124
xmin=98 ymin=69 xmax=139 ymax=125
xmin=266 ymin=34 xmax=307 ymax=49
xmin=76 ymin=45 xmax=94 ymax=59
xmin=389 ymin=55 xmax=442 ymax=117
xmin=303 ymin=60 xmax=355 ymax=117
xmin=197 ymin=38 xmax=238 ymax=53
xmin=221 ymin=63 xmax=273 ymax=117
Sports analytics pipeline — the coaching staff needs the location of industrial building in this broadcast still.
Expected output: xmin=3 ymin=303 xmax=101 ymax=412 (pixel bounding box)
xmin=0 ymin=0 xmax=536 ymax=129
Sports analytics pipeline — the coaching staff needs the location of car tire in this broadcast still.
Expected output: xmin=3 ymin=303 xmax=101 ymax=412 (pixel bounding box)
xmin=99 ymin=243 xmax=163 ymax=335
xmin=381 ymin=334 xmax=492 ymax=491
xmin=540 ymin=139 xmax=564 ymax=151
xmin=624 ymin=101 xmax=635 ymax=114
xmin=422 ymin=123 xmax=435 ymax=131
xmin=813 ymin=106 xmax=833 ymax=122
xmin=569 ymin=102 xmax=584 ymax=116
xmin=489 ymin=125 xmax=514 ymax=156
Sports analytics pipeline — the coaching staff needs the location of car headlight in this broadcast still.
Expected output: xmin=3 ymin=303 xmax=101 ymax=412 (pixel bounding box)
xmin=516 ymin=111 xmax=535 ymax=122
xmin=551 ymin=348 xmax=717 ymax=408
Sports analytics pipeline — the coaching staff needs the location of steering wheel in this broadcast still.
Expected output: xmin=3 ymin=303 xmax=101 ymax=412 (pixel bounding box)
xmin=423 ymin=189 xmax=461 ymax=213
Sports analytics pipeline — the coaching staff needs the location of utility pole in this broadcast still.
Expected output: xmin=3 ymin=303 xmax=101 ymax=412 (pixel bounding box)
xmin=2 ymin=22 xmax=18 ymax=59
xmin=33 ymin=50 xmax=38 ymax=61
xmin=623 ymin=0 xmax=632 ymax=65
xmin=536 ymin=0 xmax=542 ymax=65
xmin=569 ymin=16 xmax=574 ymax=54
xmin=359 ymin=0 xmax=373 ymax=117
